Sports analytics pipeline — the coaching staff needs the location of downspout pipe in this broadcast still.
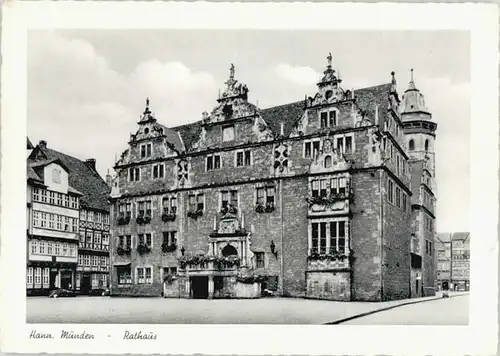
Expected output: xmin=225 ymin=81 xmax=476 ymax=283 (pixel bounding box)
xmin=279 ymin=178 xmax=284 ymax=296
xmin=380 ymin=169 xmax=384 ymax=301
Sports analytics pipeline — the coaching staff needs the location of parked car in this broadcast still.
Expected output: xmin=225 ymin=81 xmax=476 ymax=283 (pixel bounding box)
xmin=49 ymin=289 xmax=76 ymax=298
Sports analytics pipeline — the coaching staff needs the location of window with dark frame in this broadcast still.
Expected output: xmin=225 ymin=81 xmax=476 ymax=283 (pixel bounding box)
xmin=197 ymin=194 xmax=204 ymax=211
xmin=255 ymin=252 xmax=265 ymax=269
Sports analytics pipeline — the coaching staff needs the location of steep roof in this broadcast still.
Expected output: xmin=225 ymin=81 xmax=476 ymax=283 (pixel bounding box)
xmin=174 ymin=83 xmax=393 ymax=150
xmin=452 ymin=232 xmax=470 ymax=242
xmin=436 ymin=233 xmax=452 ymax=243
xmin=27 ymin=137 xmax=34 ymax=150
xmin=29 ymin=146 xmax=110 ymax=211
xmin=260 ymin=100 xmax=305 ymax=137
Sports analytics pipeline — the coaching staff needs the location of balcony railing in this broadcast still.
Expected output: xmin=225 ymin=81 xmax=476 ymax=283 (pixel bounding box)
xmin=179 ymin=255 xmax=240 ymax=272
xmin=307 ymin=249 xmax=351 ymax=270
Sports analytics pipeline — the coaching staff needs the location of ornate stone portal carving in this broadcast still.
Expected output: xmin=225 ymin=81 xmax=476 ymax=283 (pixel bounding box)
xmin=309 ymin=138 xmax=351 ymax=174
xmin=273 ymin=142 xmax=290 ymax=175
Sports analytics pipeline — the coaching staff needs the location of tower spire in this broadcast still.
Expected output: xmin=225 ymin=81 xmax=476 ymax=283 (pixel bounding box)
xmin=410 ymin=68 xmax=414 ymax=82
xmin=327 ymin=52 xmax=332 ymax=68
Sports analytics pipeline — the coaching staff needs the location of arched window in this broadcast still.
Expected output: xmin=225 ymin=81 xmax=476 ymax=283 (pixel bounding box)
xmin=324 ymin=155 xmax=332 ymax=168
xmin=425 ymin=139 xmax=429 ymax=151
xmin=409 ymin=139 xmax=415 ymax=151
xmin=222 ymin=244 xmax=238 ymax=257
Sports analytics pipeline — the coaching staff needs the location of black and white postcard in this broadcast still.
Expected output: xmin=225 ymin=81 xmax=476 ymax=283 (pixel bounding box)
xmin=0 ymin=2 xmax=498 ymax=355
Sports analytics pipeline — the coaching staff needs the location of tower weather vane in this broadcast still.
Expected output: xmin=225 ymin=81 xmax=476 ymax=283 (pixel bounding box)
xmin=327 ymin=52 xmax=332 ymax=67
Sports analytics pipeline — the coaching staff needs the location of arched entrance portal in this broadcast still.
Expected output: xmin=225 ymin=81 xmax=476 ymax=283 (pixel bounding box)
xmin=222 ymin=244 xmax=238 ymax=257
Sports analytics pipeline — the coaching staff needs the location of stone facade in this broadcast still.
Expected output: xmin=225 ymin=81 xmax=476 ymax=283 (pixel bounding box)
xmin=109 ymin=58 xmax=437 ymax=301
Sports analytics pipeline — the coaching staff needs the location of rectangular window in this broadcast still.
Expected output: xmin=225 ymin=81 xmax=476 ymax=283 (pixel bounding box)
xmin=256 ymin=187 xmax=265 ymax=205
xmin=64 ymin=195 xmax=70 ymax=207
xmin=64 ymin=217 xmax=70 ymax=231
xmin=33 ymin=211 xmax=40 ymax=227
xmin=137 ymin=267 xmax=145 ymax=284
xmin=39 ymin=241 xmax=45 ymax=254
xmin=72 ymin=218 xmax=78 ymax=233
xmin=137 ymin=201 xmax=145 ymax=217
xmin=266 ymin=187 xmax=275 ymax=205
xmin=320 ymin=112 xmax=328 ymax=128
xmin=102 ymin=233 xmax=109 ymax=246
xmin=311 ymin=180 xmax=320 ymax=197
xmin=34 ymin=268 xmax=41 ymax=285
xmin=145 ymin=267 xmax=152 ymax=284
xmin=145 ymin=201 xmax=152 ymax=216
xmin=207 ymin=154 xmax=221 ymax=171
xmin=222 ymin=125 xmax=235 ymax=142
xmin=55 ymin=243 xmax=60 ymax=256
xmin=71 ymin=196 xmax=78 ymax=209
xmin=304 ymin=141 xmax=312 ymax=158
xmin=49 ymin=191 xmax=55 ymax=205
xmin=31 ymin=240 xmax=38 ymax=254
xmin=56 ymin=193 xmax=62 ymax=206
xmin=313 ymin=141 xmax=321 ymax=157
xmin=27 ymin=267 xmax=34 ymax=285
xmin=118 ymin=266 xmax=132 ymax=284
xmin=153 ymin=163 xmax=165 ymax=179
xmin=94 ymin=231 xmax=102 ymax=245
xmin=338 ymin=221 xmax=346 ymax=253
xmin=387 ymin=179 xmax=394 ymax=203
xmin=92 ymin=255 xmax=99 ymax=266
xmin=33 ymin=188 xmax=40 ymax=202
xmin=402 ymin=193 xmax=407 ymax=212
xmin=56 ymin=215 xmax=62 ymax=230
xmin=197 ymin=194 xmax=204 ymax=211
xmin=345 ymin=136 xmax=353 ymax=153
xmin=255 ymin=252 xmax=265 ymax=269
xmin=140 ymin=143 xmax=152 ymax=158
xmin=70 ymin=244 xmax=76 ymax=257
xmin=78 ymin=254 xmax=83 ymax=265
xmin=41 ymin=190 xmax=47 ymax=203
xmin=319 ymin=222 xmax=327 ymax=254
xmin=40 ymin=213 xmax=47 ymax=228
xmin=62 ymin=243 xmax=68 ymax=256
xmin=329 ymin=111 xmax=337 ymax=127
xmin=47 ymin=242 xmax=53 ymax=255
xmin=129 ymin=167 xmax=141 ymax=182
xmin=221 ymin=190 xmax=238 ymax=209
xmin=319 ymin=179 xmax=329 ymax=197
xmin=395 ymin=187 xmax=401 ymax=208
xmin=235 ymin=150 xmax=251 ymax=167
xmin=311 ymin=223 xmax=319 ymax=253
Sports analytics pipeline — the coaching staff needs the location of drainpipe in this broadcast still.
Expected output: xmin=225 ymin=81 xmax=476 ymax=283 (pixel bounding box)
xmin=379 ymin=169 xmax=384 ymax=301
xmin=279 ymin=178 xmax=284 ymax=296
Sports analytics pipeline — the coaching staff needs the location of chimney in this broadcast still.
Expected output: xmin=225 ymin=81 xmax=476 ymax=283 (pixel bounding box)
xmin=39 ymin=140 xmax=47 ymax=149
xmin=85 ymin=158 xmax=97 ymax=172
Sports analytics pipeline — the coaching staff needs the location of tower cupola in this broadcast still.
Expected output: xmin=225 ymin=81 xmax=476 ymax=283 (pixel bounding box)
xmin=400 ymin=69 xmax=431 ymax=120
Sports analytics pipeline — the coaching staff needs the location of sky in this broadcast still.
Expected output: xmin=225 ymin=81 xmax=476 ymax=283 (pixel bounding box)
xmin=27 ymin=30 xmax=470 ymax=233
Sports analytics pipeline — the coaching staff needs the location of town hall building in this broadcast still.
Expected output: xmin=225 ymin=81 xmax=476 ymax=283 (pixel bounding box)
xmin=108 ymin=54 xmax=437 ymax=301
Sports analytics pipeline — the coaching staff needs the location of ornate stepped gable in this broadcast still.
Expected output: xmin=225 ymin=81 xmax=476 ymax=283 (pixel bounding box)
xmin=115 ymin=98 xmax=184 ymax=167
xmin=191 ymin=64 xmax=275 ymax=151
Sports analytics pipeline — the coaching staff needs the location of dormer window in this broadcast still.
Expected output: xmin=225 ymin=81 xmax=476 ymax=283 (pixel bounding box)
xmin=140 ymin=143 xmax=152 ymax=158
xmin=222 ymin=125 xmax=235 ymax=142
xmin=320 ymin=110 xmax=337 ymax=128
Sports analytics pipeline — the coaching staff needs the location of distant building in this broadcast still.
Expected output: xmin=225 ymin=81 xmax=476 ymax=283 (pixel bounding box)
xmin=451 ymin=232 xmax=470 ymax=291
xmin=435 ymin=233 xmax=452 ymax=290
xmin=109 ymin=57 xmax=437 ymax=301
xmin=27 ymin=141 xmax=82 ymax=295
xmin=27 ymin=140 xmax=111 ymax=295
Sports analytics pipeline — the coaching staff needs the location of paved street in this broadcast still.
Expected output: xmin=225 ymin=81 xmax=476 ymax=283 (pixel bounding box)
xmin=342 ymin=293 xmax=469 ymax=325
xmin=27 ymin=293 xmax=468 ymax=324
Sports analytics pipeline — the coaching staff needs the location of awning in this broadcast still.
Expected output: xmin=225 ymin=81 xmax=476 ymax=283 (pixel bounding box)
xmin=113 ymin=262 xmax=131 ymax=267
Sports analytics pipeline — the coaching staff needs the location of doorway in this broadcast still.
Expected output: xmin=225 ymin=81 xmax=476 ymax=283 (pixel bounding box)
xmin=442 ymin=281 xmax=449 ymax=291
xmin=81 ymin=274 xmax=91 ymax=294
xmin=191 ymin=276 xmax=209 ymax=299
xmin=50 ymin=271 xmax=57 ymax=289
xmin=60 ymin=271 xmax=72 ymax=290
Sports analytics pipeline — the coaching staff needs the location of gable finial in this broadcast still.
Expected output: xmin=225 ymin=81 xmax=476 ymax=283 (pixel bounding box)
xmin=229 ymin=63 xmax=235 ymax=80
xmin=410 ymin=68 xmax=414 ymax=82
xmin=327 ymin=52 xmax=332 ymax=68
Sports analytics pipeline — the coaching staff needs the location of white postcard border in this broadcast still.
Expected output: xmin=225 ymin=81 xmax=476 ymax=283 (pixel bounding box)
xmin=1 ymin=2 xmax=498 ymax=355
